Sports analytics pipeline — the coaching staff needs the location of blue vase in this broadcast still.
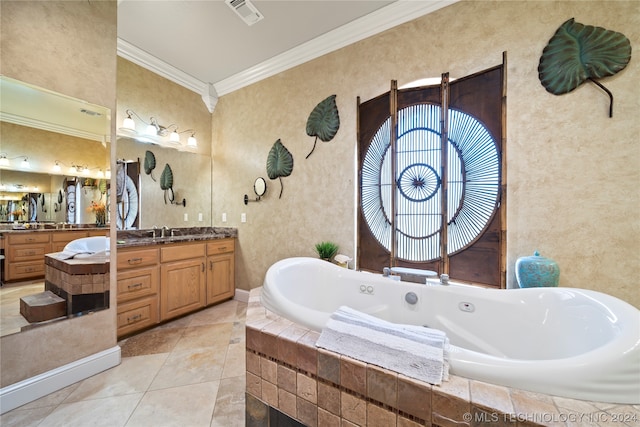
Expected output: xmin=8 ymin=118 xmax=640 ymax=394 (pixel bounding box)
xmin=515 ymin=251 xmax=560 ymax=288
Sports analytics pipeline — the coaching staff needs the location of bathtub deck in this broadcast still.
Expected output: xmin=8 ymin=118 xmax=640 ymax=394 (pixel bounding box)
xmin=245 ymin=287 xmax=639 ymax=427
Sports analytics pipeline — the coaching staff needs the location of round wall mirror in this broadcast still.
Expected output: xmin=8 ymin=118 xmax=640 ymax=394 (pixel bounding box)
xmin=254 ymin=177 xmax=267 ymax=197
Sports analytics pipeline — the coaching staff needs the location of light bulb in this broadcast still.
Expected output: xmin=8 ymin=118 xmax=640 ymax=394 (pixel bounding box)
xmin=0 ymin=156 xmax=8 ymax=166
xmin=123 ymin=115 xmax=135 ymax=130
xmin=21 ymin=158 xmax=30 ymax=169
xmin=145 ymin=123 xmax=158 ymax=136
xmin=170 ymin=130 xmax=180 ymax=143
xmin=187 ymin=134 xmax=197 ymax=147
xmin=53 ymin=162 xmax=62 ymax=173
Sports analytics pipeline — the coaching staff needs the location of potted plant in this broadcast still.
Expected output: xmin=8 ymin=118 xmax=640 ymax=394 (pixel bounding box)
xmin=315 ymin=241 xmax=339 ymax=262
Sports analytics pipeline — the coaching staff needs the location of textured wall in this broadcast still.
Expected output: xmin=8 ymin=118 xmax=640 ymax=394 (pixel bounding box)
xmin=212 ymin=1 xmax=639 ymax=308
xmin=116 ymin=59 xmax=213 ymax=228
xmin=0 ymin=1 xmax=117 ymax=387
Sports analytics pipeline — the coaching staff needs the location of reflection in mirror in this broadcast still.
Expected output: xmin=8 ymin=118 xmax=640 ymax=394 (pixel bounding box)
xmin=0 ymin=76 xmax=111 ymax=337
xmin=116 ymin=137 xmax=212 ymax=229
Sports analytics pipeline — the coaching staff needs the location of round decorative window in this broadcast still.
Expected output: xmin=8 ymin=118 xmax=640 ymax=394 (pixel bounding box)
xmin=361 ymin=104 xmax=500 ymax=262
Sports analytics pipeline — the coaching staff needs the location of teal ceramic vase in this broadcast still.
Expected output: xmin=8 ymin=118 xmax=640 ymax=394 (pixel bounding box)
xmin=515 ymin=251 xmax=560 ymax=288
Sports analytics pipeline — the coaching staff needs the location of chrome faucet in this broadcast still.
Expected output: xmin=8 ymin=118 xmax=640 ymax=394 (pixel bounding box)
xmin=383 ymin=267 xmax=391 ymax=277
xmin=440 ymin=274 xmax=450 ymax=286
xmin=161 ymin=226 xmax=170 ymax=238
xmin=150 ymin=225 xmax=158 ymax=239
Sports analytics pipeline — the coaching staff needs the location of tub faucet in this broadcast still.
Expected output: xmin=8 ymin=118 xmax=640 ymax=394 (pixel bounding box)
xmin=440 ymin=274 xmax=450 ymax=286
xmin=383 ymin=267 xmax=391 ymax=277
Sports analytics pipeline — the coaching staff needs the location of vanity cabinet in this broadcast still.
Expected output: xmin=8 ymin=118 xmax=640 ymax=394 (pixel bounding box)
xmin=116 ymin=247 xmax=160 ymax=337
xmin=115 ymin=237 xmax=236 ymax=338
xmin=206 ymin=239 xmax=235 ymax=305
xmin=3 ymin=229 xmax=110 ymax=282
xmin=5 ymin=233 xmax=51 ymax=281
xmin=160 ymin=243 xmax=206 ymax=321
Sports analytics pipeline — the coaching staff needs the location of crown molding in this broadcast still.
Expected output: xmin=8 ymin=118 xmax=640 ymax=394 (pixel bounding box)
xmin=117 ymin=0 xmax=458 ymax=99
xmin=0 ymin=112 xmax=108 ymax=143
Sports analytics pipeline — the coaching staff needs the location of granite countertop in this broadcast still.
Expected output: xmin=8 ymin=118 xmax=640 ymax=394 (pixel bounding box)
xmin=116 ymin=226 xmax=237 ymax=248
xmin=0 ymin=224 xmax=108 ymax=234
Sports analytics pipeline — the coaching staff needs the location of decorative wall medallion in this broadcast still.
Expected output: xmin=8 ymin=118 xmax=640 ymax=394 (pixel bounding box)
xmin=305 ymin=94 xmax=340 ymax=158
xmin=538 ymin=18 xmax=632 ymax=117
xmin=266 ymin=139 xmax=294 ymax=199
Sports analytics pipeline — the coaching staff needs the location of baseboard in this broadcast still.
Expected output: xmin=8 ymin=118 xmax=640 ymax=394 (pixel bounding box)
xmin=233 ymin=288 xmax=250 ymax=303
xmin=0 ymin=345 xmax=121 ymax=414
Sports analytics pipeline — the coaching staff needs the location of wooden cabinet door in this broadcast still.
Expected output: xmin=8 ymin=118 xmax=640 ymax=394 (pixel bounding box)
xmin=206 ymin=253 xmax=235 ymax=305
xmin=160 ymin=258 xmax=205 ymax=321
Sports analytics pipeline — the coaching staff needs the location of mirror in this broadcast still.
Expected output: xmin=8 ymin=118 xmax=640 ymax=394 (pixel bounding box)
xmin=255 ymin=177 xmax=267 ymax=197
xmin=0 ymin=76 xmax=111 ymax=337
xmin=244 ymin=177 xmax=267 ymax=205
xmin=116 ymin=136 xmax=212 ymax=229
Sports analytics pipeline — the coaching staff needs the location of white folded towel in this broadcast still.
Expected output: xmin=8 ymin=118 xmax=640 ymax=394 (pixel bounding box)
xmin=316 ymin=306 xmax=449 ymax=385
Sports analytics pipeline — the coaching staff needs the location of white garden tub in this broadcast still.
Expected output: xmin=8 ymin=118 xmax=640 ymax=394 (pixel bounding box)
xmin=261 ymin=257 xmax=640 ymax=404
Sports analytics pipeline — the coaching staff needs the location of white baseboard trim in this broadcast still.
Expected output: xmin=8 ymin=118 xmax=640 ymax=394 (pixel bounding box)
xmin=0 ymin=345 xmax=121 ymax=414
xmin=233 ymin=288 xmax=250 ymax=304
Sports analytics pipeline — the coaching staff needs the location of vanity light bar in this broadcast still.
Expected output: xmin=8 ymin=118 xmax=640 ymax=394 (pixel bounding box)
xmin=120 ymin=109 xmax=198 ymax=149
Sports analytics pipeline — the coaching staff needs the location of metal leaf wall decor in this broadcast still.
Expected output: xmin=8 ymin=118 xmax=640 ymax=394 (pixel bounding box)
xmin=266 ymin=139 xmax=294 ymax=199
xmin=305 ymin=94 xmax=340 ymax=158
xmin=538 ymin=18 xmax=631 ymax=117
xmin=144 ymin=150 xmax=157 ymax=181
xmin=160 ymin=163 xmax=175 ymax=204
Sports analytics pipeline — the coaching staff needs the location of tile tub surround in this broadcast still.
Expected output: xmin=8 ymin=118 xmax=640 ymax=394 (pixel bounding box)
xmin=44 ymin=252 xmax=110 ymax=316
xmin=246 ymin=288 xmax=640 ymax=427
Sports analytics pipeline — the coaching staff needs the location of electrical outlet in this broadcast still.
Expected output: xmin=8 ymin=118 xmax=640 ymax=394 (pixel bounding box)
xmin=222 ymin=213 xmax=227 ymax=222
xmin=184 ymin=213 xmax=188 ymax=221
xmin=241 ymin=213 xmax=247 ymax=223
xmin=198 ymin=213 xmax=203 ymax=222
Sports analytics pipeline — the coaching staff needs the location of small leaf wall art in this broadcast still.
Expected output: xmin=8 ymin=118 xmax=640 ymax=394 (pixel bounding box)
xmin=160 ymin=163 xmax=174 ymax=204
xmin=305 ymin=94 xmax=340 ymax=158
xmin=538 ymin=18 xmax=631 ymax=117
xmin=266 ymin=139 xmax=294 ymax=199
xmin=144 ymin=150 xmax=157 ymax=181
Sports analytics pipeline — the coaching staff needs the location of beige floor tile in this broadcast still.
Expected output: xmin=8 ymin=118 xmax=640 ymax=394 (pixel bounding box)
xmin=211 ymin=376 xmax=246 ymax=427
xmin=119 ymin=326 xmax=186 ymax=357
xmin=63 ymin=353 xmax=168 ymax=403
xmin=222 ymin=341 xmax=247 ymax=379
xmin=149 ymin=347 xmax=227 ymax=391
xmin=125 ymin=381 xmax=220 ymax=427
xmin=17 ymin=382 xmax=80 ymax=410
xmin=188 ymin=300 xmax=241 ymax=326
xmin=38 ymin=393 xmax=143 ymax=427
xmin=0 ymin=406 xmax=55 ymax=427
xmin=173 ymin=322 xmax=234 ymax=352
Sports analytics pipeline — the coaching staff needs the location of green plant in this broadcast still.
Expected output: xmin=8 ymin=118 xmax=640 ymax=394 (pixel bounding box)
xmin=315 ymin=241 xmax=339 ymax=260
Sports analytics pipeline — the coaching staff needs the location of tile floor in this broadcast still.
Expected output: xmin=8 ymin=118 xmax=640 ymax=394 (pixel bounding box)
xmin=0 ymin=299 xmax=247 ymax=427
xmin=0 ymin=281 xmax=46 ymax=337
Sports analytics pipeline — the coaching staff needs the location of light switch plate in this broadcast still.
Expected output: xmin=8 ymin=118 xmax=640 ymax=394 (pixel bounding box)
xmin=241 ymin=213 xmax=247 ymax=223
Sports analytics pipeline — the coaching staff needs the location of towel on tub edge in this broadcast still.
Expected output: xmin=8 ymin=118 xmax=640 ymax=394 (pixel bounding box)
xmin=316 ymin=306 xmax=449 ymax=385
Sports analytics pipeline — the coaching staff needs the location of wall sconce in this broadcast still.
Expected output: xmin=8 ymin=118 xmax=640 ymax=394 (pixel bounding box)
xmin=52 ymin=160 xmax=106 ymax=178
xmin=244 ymin=177 xmax=267 ymax=205
xmin=0 ymin=154 xmax=30 ymax=169
xmin=121 ymin=109 xmax=198 ymax=148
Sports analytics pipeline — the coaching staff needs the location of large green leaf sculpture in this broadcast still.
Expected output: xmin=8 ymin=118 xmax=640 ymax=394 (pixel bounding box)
xmin=305 ymin=94 xmax=340 ymax=158
xmin=538 ymin=18 xmax=631 ymax=117
xmin=144 ymin=150 xmax=157 ymax=181
xmin=160 ymin=163 xmax=174 ymax=204
xmin=266 ymin=139 xmax=294 ymax=199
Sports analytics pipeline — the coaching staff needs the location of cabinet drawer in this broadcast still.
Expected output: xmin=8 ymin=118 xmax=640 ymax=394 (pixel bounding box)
xmin=51 ymin=231 xmax=88 ymax=242
xmin=206 ymin=239 xmax=234 ymax=255
xmin=8 ymin=233 xmax=50 ymax=245
xmin=117 ymin=266 xmax=159 ymax=303
xmin=117 ymin=296 xmax=158 ymax=337
xmin=11 ymin=244 xmax=49 ymax=261
xmin=8 ymin=261 xmax=46 ymax=280
xmin=117 ymin=248 xmax=159 ymax=270
xmin=161 ymin=242 xmax=205 ymax=262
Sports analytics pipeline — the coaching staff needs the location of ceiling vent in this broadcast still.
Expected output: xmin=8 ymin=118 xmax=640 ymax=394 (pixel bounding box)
xmin=225 ymin=0 xmax=264 ymax=26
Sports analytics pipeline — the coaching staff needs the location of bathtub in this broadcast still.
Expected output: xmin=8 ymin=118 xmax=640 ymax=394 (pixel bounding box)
xmin=261 ymin=257 xmax=640 ymax=404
